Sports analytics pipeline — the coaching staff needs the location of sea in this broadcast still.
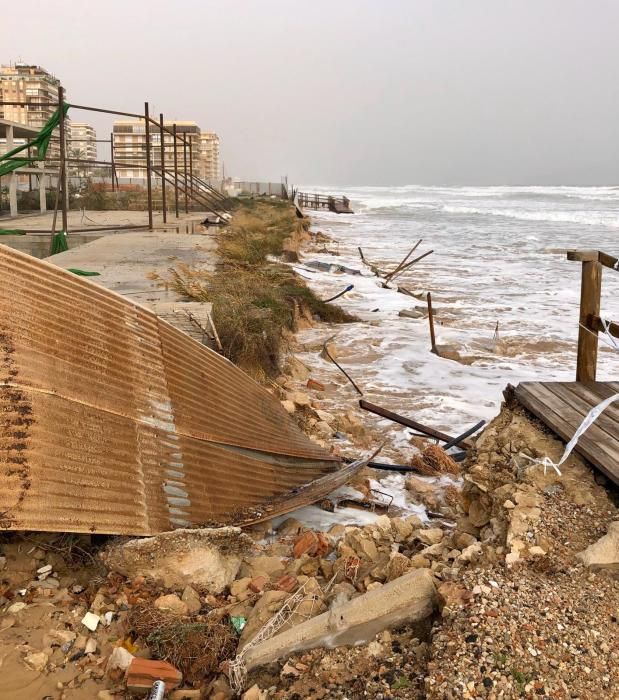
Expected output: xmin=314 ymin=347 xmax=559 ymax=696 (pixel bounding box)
xmin=294 ymin=185 xmax=619 ymax=435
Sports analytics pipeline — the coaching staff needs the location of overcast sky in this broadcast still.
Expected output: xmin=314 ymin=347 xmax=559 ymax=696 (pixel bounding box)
xmin=3 ymin=1 xmax=618 ymax=186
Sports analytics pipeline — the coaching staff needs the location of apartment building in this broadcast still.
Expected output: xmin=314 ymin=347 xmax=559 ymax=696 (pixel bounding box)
xmin=112 ymin=119 xmax=219 ymax=182
xmin=68 ymin=122 xmax=97 ymax=175
xmin=199 ymin=131 xmax=220 ymax=181
xmin=0 ymin=63 xmax=60 ymax=129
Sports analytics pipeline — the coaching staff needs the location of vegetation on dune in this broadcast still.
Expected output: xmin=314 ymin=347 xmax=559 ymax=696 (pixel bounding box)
xmin=170 ymin=199 xmax=357 ymax=379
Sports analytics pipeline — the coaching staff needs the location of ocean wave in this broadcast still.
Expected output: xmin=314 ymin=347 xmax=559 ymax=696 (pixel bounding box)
xmin=442 ymin=205 xmax=619 ymax=227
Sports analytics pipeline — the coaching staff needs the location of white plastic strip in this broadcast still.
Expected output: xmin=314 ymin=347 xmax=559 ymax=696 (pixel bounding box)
xmin=521 ymin=392 xmax=619 ymax=476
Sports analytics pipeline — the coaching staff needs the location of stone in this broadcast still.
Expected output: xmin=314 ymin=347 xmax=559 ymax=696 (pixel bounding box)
xmin=405 ymin=475 xmax=435 ymax=495
xmin=505 ymin=551 xmax=520 ymax=565
xmin=577 ymin=521 xmax=619 ymax=572
xmin=24 ymin=651 xmax=48 ymax=672
xmin=289 ymin=391 xmax=311 ymax=408
xmin=528 ymin=546 xmax=547 ymax=557
xmin=242 ymin=685 xmax=264 ymax=700
xmin=181 ymin=586 xmax=202 ymax=614
xmin=409 ymin=554 xmax=431 ymax=569
xmin=399 ymin=308 xmax=425 ymax=319
xmin=275 ymin=574 xmax=298 ymax=593
xmin=230 ymin=578 xmax=251 ymax=600
xmin=281 ymin=400 xmax=295 ymax=414
xmin=391 ymin=517 xmax=413 ymax=541
xmin=239 ymin=590 xmax=289 ymax=647
xmin=416 ymin=528 xmax=444 ymax=546
xmin=154 ymin=594 xmax=189 ymax=617
xmin=45 ymin=629 xmax=76 ymax=647
xmin=97 ymin=691 xmax=117 ymax=700
xmin=81 ymin=611 xmax=100 ymax=631
xmin=101 ymin=527 xmax=252 ymax=594
xmin=277 ymin=517 xmax=304 ymax=537
xmin=459 ymin=543 xmax=482 ymax=563
xmin=347 ymin=532 xmax=379 ymax=560
xmin=454 ymin=532 xmax=477 ymax=549
xmin=126 ymin=657 xmax=182 ymax=692
xmin=243 ymin=556 xmax=286 ymax=579
xmin=106 ymin=647 xmax=135 ymax=675
xmin=170 ymin=690 xmax=202 ymax=700
xmin=85 ymin=638 xmax=97 ymax=654
xmin=242 ymin=569 xmax=437 ymax=672
xmin=468 ymin=499 xmax=491 ymax=528
xmin=7 ymin=601 xmax=27 ymax=614
xmin=438 ymin=582 xmax=472 ymax=608
xmin=387 ymin=553 xmax=410 ymax=581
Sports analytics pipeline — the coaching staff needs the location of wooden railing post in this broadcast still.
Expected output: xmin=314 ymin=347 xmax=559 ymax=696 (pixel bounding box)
xmin=570 ymin=252 xmax=603 ymax=382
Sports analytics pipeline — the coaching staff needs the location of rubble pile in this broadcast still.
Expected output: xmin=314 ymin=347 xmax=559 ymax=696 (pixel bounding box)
xmin=0 ymin=394 xmax=617 ymax=698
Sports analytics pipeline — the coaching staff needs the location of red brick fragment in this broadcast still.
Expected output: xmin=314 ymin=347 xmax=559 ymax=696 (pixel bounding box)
xmin=307 ymin=378 xmax=325 ymax=392
xmin=125 ymin=657 xmax=182 ymax=691
xmin=249 ymin=575 xmax=269 ymax=593
xmin=276 ymin=574 xmax=298 ymax=593
xmin=293 ymin=531 xmax=332 ymax=558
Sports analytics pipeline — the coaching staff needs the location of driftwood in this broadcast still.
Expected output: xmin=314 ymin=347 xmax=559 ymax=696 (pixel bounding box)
xmin=384 ymin=239 xmax=422 ymax=282
xmin=388 ymin=249 xmax=434 ymax=282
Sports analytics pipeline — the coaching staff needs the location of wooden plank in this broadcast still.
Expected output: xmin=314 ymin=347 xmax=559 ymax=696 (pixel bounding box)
xmin=570 ymin=382 xmax=619 ymax=424
xmin=515 ymin=383 xmax=619 ymax=484
xmin=542 ymin=383 xmax=619 ymax=443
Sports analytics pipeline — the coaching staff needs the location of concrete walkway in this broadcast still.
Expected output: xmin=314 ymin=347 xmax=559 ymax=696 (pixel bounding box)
xmin=47 ymin=227 xmax=217 ymax=345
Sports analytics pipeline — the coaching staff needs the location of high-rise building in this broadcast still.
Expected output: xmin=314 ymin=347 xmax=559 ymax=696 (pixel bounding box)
xmin=68 ymin=122 xmax=97 ymax=175
xmin=112 ymin=119 xmax=219 ymax=183
xmin=199 ymin=132 xmax=220 ymax=181
xmin=0 ymin=63 xmax=60 ymax=129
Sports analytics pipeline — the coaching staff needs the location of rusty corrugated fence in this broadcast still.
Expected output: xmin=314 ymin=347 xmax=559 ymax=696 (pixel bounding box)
xmin=0 ymin=244 xmax=340 ymax=535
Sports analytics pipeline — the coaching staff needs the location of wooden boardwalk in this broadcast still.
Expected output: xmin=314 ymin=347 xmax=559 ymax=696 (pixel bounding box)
xmin=514 ymin=381 xmax=619 ymax=485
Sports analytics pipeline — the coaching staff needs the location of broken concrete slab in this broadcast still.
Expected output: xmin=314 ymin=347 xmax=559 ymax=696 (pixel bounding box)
xmin=102 ymin=527 xmax=252 ymax=593
xmin=577 ymin=521 xmax=619 ymax=574
xmin=240 ymin=568 xmax=437 ymax=672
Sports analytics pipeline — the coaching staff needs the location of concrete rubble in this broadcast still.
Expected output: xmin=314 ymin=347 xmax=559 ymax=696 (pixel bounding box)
xmin=0 ymin=393 xmax=617 ymax=698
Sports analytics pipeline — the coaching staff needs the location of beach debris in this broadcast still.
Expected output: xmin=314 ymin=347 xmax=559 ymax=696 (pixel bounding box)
xmin=126 ymin=658 xmax=183 ymax=693
xmin=399 ymin=307 xmax=426 ymax=319
xmin=101 ymin=527 xmax=253 ymax=593
xmin=384 ymin=239 xmax=423 ymax=282
xmin=441 ymin=419 xmax=486 ymax=451
xmin=409 ymin=444 xmax=460 ymax=476
xmin=322 ymin=283 xmax=354 ymax=303
xmin=232 ymin=569 xmax=437 ymax=682
xmin=576 ymin=521 xmax=619 ymax=573
xmin=306 ymin=378 xmax=325 ymax=392
xmin=427 ymin=292 xmax=439 ymax=354
xmin=322 ymin=335 xmax=364 ymax=396
xmin=359 ymin=399 xmax=474 ymax=449
xmin=306 ymin=260 xmax=361 ymax=275
xmin=81 ymin=611 xmax=100 ymax=632
xmin=147 ymin=680 xmax=166 ymax=700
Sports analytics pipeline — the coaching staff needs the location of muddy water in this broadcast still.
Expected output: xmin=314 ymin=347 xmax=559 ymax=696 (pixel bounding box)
xmin=295 ymin=185 xmax=619 ymax=432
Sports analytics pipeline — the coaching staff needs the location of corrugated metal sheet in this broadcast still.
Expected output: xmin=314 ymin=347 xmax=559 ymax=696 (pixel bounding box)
xmin=0 ymin=244 xmax=340 ymax=535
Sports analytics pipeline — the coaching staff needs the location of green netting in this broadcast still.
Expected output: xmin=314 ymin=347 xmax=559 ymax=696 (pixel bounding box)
xmin=0 ymin=104 xmax=70 ymax=178
xmin=0 ymin=229 xmax=26 ymax=235
xmin=50 ymin=231 xmax=69 ymax=255
xmin=67 ymin=268 xmax=100 ymax=276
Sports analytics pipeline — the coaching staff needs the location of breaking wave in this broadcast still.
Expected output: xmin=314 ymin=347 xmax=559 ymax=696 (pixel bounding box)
xmin=442 ymin=205 xmax=619 ymax=228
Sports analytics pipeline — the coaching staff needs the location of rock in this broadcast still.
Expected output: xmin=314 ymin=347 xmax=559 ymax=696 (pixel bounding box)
xmin=387 ymin=553 xmax=410 ymax=581
xmin=347 ymin=531 xmax=379 ymax=560
xmin=281 ymin=400 xmax=295 ymax=414
xmin=242 ymin=556 xmax=286 ymax=579
xmin=438 ymin=582 xmax=472 ymax=609
xmin=242 ymin=685 xmax=265 ymax=700
xmin=181 ymin=586 xmax=202 ymax=614
xmin=416 ymin=528 xmax=444 ymax=546
xmin=97 ymin=691 xmax=117 ymax=700
xmin=454 ymin=532 xmax=478 ymax=549
xmin=106 ymin=647 xmax=135 ymax=676
xmin=24 ymin=651 xmax=48 ymax=672
xmin=242 ymin=569 xmax=437 ymax=672
xmin=288 ymin=391 xmax=311 ymax=408
xmin=85 ymin=638 xmax=97 ymax=654
xmin=154 ymin=594 xmax=189 ymax=617
xmin=230 ymin=577 xmax=251 ymax=600
xmin=320 ymin=341 xmax=339 ymax=360
xmin=275 ymin=574 xmax=298 ymax=593
xmin=239 ymin=590 xmax=289 ymax=647
xmin=249 ymin=575 xmax=269 ymax=593
xmin=102 ymin=527 xmax=252 ymax=594
xmin=459 ymin=543 xmax=482 ymax=563
xmin=409 ymin=554 xmax=431 ymax=569
xmin=7 ymin=602 xmax=27 ymax=614
xmin=277 ymin=517 xmax=304 ymax=537
xmin=577 ymin=521 xmax=619 ymax=572
xmin=36 ymin=564 xmax=53 ymax=575
xmin=45 ymin=629 xmax=76 ymax=647
xmin=170 ymin=690 xmax=202 ymax=700
xmin=405 ymin=475 xmax=435 ymax=495
xmin=391 ymin=517 xmax=413 ymax=541
xmin=285 ymin=356 xmax=311 ymax=381
xmin=81 ymin=611 xmax=100 ymax=631
xmin=468 ymin=498 xmax=491 ymax=527
xmin=399 ymin=308 xmax=425 ymax=319
xmin=126 ymin=657 xmax=183 ymax=692
xmin=528 ymin=545 xmax=547 ymax=557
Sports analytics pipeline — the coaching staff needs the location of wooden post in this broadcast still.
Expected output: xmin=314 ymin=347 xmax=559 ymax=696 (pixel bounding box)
xmin=427 ymin=292 xmax=438 ymax=354
xmin=173 ymin=124 xmax=179 ymax=218
xmin=57 ymin=86 xmax=69 ymax=233
xmin=576 ymin=260 xmax=602 ymax=381
xmin=109 ymin=132 xmax=116 ymax=193
xmin=159 ymin=113 xmax=167 ymax=223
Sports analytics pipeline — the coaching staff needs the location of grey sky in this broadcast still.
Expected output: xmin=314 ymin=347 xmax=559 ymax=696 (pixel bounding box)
xmin=3 ymin=0 xmax=618 ymax=185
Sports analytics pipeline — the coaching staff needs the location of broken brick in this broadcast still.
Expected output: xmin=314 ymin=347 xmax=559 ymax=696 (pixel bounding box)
xmin=249 ymin=575 xmax=269 ymax=593
xmin=276 ymin=574 xmax=298 ymax=593
xmin=125 ymin=657 xmax=182 ymax=691
xmin=306 ymin=378 xmax=325 ymax=392
xmin=293 ymin=531 xmax=331 ymax=558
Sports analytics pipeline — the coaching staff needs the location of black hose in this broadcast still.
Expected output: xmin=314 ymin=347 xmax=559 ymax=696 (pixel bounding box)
xmin=322 ymin=284 xmax=354 ymax=303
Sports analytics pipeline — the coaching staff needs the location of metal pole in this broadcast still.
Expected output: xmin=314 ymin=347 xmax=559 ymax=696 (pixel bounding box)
xmin=183 ymin=137 xmax=188 ymax=213
xmin=159 ymin=113 xmax=167 ymax=223
xmin=110 ymin=132 xmax=116 ymax=193
xmin=144 ymin=102 xmax=153 ymax=230
xmin=189 ymin=138 xmax=194 ymax=199
xmin=58 ymin=86 xmax=69 ymax=233
xmin=173 ymin=124 xmax=179 ymax=218
xmin=427 ymin=292 xmax=438 ymax=354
